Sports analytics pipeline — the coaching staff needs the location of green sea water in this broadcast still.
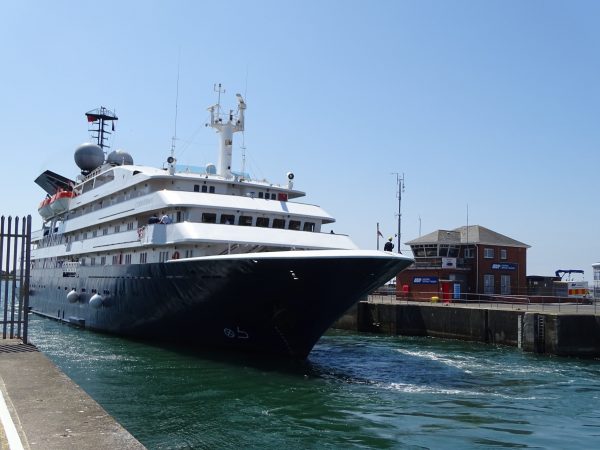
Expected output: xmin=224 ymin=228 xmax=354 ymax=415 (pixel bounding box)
xmin=28 ymin=315 xmax=600 ymax=449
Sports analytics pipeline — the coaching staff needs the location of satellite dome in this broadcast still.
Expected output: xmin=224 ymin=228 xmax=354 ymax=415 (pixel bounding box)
xmin=74 ymin=143 xmax=104 ymax=172
xmin=107 ymin=149 xmax=134 ymax=166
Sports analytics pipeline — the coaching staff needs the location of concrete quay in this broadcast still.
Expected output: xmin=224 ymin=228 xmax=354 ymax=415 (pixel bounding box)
xmin=0 ymin=339 xmax=145 ymax=449
xmin=334 ymin=298 xmax=600 ymax=357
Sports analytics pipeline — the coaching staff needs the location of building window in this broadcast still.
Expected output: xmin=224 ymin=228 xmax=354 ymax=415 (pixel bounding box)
xmin=464 ymin=247 xmax=474 ymax=259
xmin=501 ymin=274 xmax=511 ymax=295
xmin=484 ymin=248 xmax=494 ymax=259
xmin=272 ymin=219 xmax=285 ymax=229
xmin=220 ymin=214 xmax=235 ymax=225
xmin=239 ymin=216 xmax=253 ymax=226
xmin=288 ymin=220 xmax=301 ymax=230
xmin=202 ymin=213 xmax=217 ymax=223
xmin=500 ymin=249 xmax=507 ymax=260
xmin=256 ymin=217 xmax=269 ymax=228
xmin=484 ymin=274 xmax=494 ymax=294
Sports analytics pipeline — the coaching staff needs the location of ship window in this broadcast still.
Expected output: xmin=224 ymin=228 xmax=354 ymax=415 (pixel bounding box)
xmin=288 ymin=220 xmax=301 ymax=230
xmin=258 ymin=192 xmax=264 ymax=199
xmin=271 ymin=193 xmax=276 ymax=200
xmin=239 ymin=216 xmax=253 ymax=226
xmin=139 ymin=252 xmax=147 ymax=264
xmin=201 ymin=185 xmax=208 ymax=193
xmin=273 ymin=219 xmax=286 ymax=229
xmin=303 ymin=222 xmax=315 ymax=232
xmin=92 ymin=230 xmax=97 ymax=237
xmin=114 ymin=225 xmax=120 ymax=233
xmin=202 ymin=213 xmax=217 ymax=224
xmin=91 ymin=257 xmax=96 ymax=266
xmin=209 ymin=186 xmax=215 ymax=193
xmin=124 ymin=254 xmax=132 ymax=264
xmin=127 ymin=222 xmax=134 ymax=231
xmin=100 ymin=256 xmax=106 ymax=265
xmin=256 ymin=217 xmax=270 ymax=228
xmin=194 ymin=185 xmax=200 ymax=192
xmin=220 ymin=214 xmax=235 ymax=225
xmin=103 ymin=228 xmax=108 ymax=236
xmin=185 ymin=249 xmax=194 ymax=258
xmin=159 ymin=251 xmax=169 ymax=262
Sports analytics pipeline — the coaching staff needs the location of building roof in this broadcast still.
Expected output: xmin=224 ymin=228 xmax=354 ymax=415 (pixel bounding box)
xmin=406 ymin=225 xmax=530 ymax=248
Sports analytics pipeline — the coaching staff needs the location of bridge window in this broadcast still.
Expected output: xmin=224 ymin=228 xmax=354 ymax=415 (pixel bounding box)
xmin=272 ymin=219 xmax=285 ymax=229
xmin=288 ymin=220 xmax=301 ymax=230
xmin=256 ymin=217 xmax=270 ymax=228
xmin=220 ymin=214 xmax=235 ymax=225
xmin=201 ymin=185 xmax=208 ymax=193
xmin=202 ymin=213 xmax=217 ymax=224
xmin=239 ymin=216 xmax=253 ymax=226
xmin=303 ymin=222 xmax=315 ymax=232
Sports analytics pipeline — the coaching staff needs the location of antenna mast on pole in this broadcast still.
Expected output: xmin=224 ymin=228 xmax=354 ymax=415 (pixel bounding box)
xmin=392 ymin=173 xmax=405 ymax=254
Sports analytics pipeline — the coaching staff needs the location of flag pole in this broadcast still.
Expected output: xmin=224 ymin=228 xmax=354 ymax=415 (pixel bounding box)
xmin=377 ymin=222 xmax=381 ymax=250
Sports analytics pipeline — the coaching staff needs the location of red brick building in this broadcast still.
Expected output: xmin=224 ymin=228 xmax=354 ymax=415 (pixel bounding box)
xmin=396 ymin=225 xmax=529 ymax=301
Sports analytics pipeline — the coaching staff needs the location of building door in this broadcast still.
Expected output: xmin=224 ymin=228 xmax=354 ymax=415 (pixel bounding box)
xmin=501 ymin=275 xmax=511 ymax=295
xmin=484 ymin=274 xmax=494 ymax=295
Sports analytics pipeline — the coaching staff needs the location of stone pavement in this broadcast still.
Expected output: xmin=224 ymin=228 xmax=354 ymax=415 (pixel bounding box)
xmin=0 ymin=339 xmax=145 ymax=449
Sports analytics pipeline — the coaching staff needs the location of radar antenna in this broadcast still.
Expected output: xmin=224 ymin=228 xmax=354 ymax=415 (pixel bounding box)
xmin=85 ymin=107 xmax=118 ymax=150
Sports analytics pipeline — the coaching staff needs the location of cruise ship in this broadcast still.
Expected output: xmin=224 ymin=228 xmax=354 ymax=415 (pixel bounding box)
xmin=29 ymin=88 xmax=414 ymax=358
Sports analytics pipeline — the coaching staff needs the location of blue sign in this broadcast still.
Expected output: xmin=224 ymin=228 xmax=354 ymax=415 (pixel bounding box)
xmin=413 ymin=276 xmax=438 ymax=284
xmin=491 ymin=263 xmax=517 ymax=270
xmin=453 ymin=283 xmax=461 ymax=299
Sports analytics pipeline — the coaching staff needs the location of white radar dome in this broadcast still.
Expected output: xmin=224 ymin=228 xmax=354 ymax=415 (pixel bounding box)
xmin=107 ymin=149 xmax=134 ymax=166
xmin=74 ymin=143 xmax=104 ymax=172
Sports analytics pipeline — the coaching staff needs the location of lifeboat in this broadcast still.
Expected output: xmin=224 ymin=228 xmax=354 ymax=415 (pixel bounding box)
xmin=37 ymin=197 xmax=53 ymax=220
xmin=49 ymin=189 xmax=76 ymax=215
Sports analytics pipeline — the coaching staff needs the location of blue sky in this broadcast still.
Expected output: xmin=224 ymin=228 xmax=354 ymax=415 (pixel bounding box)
xmin=1 ymin=1 xmax=599 ymax=279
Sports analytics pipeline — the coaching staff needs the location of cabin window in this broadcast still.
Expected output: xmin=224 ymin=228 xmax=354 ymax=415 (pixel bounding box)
xmin=83 ymin=232 xmax=88 ymax=239
xmin=185 ymin=250 xmax=194 ymax=258
xmin=139 ymin=252 xmax=147 ymax=264
xmin=220 ymin=214 xmax=235 ymax=225
xmin=177 ymin=211 xmax=182 ymax=222
xmin=103 ymin=228 xmax=108 ymax=236
xmin=273 ymin=219 xmax=286 ymax=229
xmin=258 ymin=192 xmax=264 ymax=199
xmin=271 ymin=193 xmax=276 ymax=200
xmin=112 ymin=255 xmax=120 ymax=265
xmin=303 ymin=222 xmax=315 ymax=232
xmin=114 ymin=225 xmax=120 ymax=233
xmin=239 ymin=216 xmax=253 ymax=226
xmin=124 ymin=254 xmax=132 ymax=265
xmin=484 ymin=248 xmax=494 ymax=259
xmin=127 ymin=222 xmax=134 ymax=231
xmin=209 ymin=186 xmax=215 ymax=193
xmin=202 ymin=213 xmax=217 ymax=224
xmin=256 ymin=217 xmax=270 ymax=228
xmin=288 ymin=220 xmax=301 ymax=230
xmin=201 ymin=185 xmax=208 ymax=193
xmin=92 ymin=230 xmax=97 ymax=237
xmin=100 ymin=256 xmax=106 ymax=265
xmin=194 ymin=185 xmax=200 ymax=192
xmin=90 ymin=257 xmax=96 ymax=266
xmin=159 ymin=251 xmax=169 ymax=262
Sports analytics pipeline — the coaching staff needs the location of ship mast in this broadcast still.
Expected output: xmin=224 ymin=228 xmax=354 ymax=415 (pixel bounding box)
xmin=85 ymin=107 xmax=118 ymax=150
xmin=207 ymin=83 xmax=246 ymax=178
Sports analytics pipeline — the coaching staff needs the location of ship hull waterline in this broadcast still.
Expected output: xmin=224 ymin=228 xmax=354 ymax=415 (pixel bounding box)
xmin=29 ymin=250 xmax=413 ymax=358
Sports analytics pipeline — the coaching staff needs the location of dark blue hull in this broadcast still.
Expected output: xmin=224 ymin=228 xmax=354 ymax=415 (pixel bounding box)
xmin=29 ymin=252 xmax=412 ymax=358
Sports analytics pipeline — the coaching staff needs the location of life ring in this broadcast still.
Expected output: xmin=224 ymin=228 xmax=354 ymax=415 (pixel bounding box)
xmin=172 ymin=251 xmax=180 ymax=260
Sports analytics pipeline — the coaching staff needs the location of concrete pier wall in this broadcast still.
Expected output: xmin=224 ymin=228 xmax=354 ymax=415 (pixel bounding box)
xmin=334 ymin=302 xmax=600 ymax=357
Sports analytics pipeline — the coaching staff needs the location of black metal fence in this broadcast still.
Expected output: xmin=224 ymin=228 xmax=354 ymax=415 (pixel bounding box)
xmin=0 ymin=215 xmax=32 ymax=343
